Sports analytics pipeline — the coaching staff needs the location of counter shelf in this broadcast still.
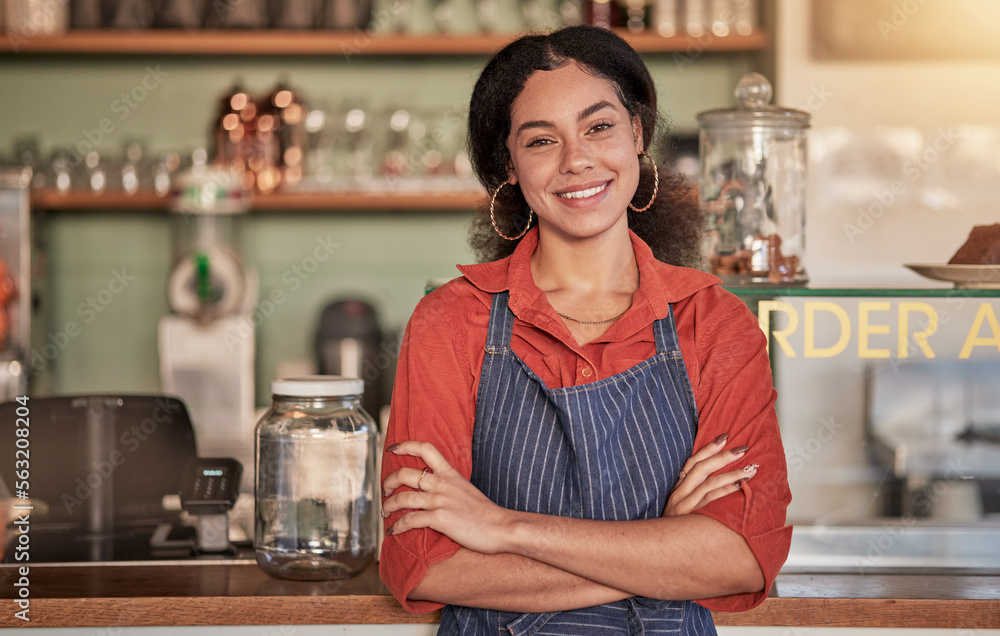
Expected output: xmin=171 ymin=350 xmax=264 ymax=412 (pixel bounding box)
xmin=0 ymin=561 xmax=998 ymax=629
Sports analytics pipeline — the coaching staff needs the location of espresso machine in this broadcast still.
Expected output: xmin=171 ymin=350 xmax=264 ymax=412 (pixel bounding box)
xmin=158 ymin=168 xmax=257 ymax=491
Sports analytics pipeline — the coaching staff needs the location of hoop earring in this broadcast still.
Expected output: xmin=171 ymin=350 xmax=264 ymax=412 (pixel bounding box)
xmin=628 ymin=151 xmax=659 ymax=213
xmin=490 ymin=180 xmax=533 ymax=241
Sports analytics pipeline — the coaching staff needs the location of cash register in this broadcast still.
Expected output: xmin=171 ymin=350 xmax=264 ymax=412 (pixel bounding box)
xmin=0 ymin=395 xmax=253 ymax=563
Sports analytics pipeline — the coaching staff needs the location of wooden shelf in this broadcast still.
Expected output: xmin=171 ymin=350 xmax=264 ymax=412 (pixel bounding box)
xmin=30 ymin=189 xmax=485 ymax=212
xmin=0 ymin=28 xmax=768 ymax=56
xmin=0 ymin=564 xmax=998 ymax=629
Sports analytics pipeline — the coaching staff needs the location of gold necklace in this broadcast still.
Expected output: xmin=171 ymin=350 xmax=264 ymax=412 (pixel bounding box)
xmin=556 ymin=302 xmax=633 ymax=325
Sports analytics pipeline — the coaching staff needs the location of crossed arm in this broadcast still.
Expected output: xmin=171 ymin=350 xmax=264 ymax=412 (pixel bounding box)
xmin=381 ymin=437 xmax=764 ymax=613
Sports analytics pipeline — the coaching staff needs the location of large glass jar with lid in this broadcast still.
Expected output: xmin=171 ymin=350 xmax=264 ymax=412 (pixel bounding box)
xmin=254 ymin=375 xmax=378 ymax=580
xmin=697 ymin=72 xmax=811 ymax=284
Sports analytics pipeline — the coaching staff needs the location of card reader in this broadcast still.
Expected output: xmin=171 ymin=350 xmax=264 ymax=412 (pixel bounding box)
xmin=179 ymin=457 xmax=242 ymax=552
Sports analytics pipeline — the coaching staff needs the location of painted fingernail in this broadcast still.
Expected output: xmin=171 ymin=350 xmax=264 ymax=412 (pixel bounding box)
xmin=743 ymin=463 xmax=759 ymax=473
xmin=381 ymin=508 xmax=389 ymax=518
xmin=732 ymin=445 xmax=749 ymax=456
xmin=714 ymin=433 xmax=729 ymax=445
xmin=387 ymin=443 xmax=401 ymax=452
xmin=386 ymin=525 xmax=396 ymax=536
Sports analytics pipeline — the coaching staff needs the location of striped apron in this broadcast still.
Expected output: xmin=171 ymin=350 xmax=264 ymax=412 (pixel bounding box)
xmin=438 ymin=291 xmax=717 ymax=635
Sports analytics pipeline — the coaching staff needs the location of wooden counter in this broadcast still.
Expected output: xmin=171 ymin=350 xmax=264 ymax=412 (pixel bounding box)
xmin=1 ymin=562 xmax=998 ymax=629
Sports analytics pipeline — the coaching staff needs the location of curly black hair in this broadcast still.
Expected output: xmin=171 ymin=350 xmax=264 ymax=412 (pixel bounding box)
xmin=466 ymin=25 xmax=703 ymax=268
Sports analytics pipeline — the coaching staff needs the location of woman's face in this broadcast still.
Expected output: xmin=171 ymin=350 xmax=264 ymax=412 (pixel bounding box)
xmin=506 ymin=61 xmax=643 ymax=242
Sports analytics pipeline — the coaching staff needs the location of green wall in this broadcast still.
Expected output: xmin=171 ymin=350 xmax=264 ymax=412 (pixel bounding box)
xmin=1 ymin=49 xmax=754 ymax=405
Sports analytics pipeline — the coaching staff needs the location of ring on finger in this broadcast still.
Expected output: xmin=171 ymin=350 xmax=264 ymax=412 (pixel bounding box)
xmin=416 ymin=467 xmax=430 ymax=491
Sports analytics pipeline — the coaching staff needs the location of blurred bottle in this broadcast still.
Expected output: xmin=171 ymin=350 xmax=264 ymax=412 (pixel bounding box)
xmin=154 ymin=152 xmax=182 ymax=196
xmin=109 ymin=0 xmax=157 ymax=28
xmin=49 ymin=149 xmax=75 ymax=193
xmin=709 ymin=0 xmax=731 ymax=36
xmin=476 ymin=0 xmax=498 ymax=31
xmin=203 ymin=0 xmax=270 ymax=27
xmin=83 ymin=151 xmax=107 ymax=194
xmin=261 ymin=82 xmax=310 ymax=190
xmin=302 ymin=103 xmax=336 ymax=188
xmin=4 ymin=0 xmax=68 ymax=34
xmin=341 ymin=105 xmax=374 ymax=182
xmin=519 ymin=0 xmax=558 ymax=29
xmin=369 ymin=0 xmax=409 ymax=33
xmin=210 ymin=83 xmax=258 ymax=189
xmin=71 ymin=0 xmax=105 ymax=27
xmin=583 ymin=0 xmax=618 ymax=29
xmin=431 ymin=0 xmax=450 ymax=32
xmin=624 ymin=0 xmax=647 ymax=32
xmin=652 ymin=0 xmax=677 ymax=36
xmin=155 ymin=0 xmax=208 ymax=28
xmin=319 ymin=0 xmax=372 ymax=28
xmin=10 ymin=138 xmax=45 ymax=188
xmin=120 ymin=140 xmax=153 ymax=195
xmin=558 ymin=0 xmax=583 ymax=26
xmin=478 ymin=0 xmax=521 ymax=32
xmin=381 ymin=108 xmax=413 ymax=179
xmin=272 ymin=0 xmax=320 ymax=28
xmin=251 ymin=103 xmax=282 ymax=194
xmin=732 ymin=0 xmax=755 ymax=35
xmin=684 ymin=0 xmax=706 ymax=36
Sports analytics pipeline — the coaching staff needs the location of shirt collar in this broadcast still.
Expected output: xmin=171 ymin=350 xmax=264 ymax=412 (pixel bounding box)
xmin=457 ymin=226 xmax=720 ymax=331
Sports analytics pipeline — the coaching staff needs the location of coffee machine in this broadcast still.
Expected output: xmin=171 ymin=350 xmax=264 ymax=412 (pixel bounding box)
xmin=158 ymin=168 xmax=257 ymax=490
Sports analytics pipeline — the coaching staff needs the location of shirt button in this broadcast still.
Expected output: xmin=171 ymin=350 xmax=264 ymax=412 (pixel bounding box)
xmin=581 ymin=368 xmax=593 ymax=378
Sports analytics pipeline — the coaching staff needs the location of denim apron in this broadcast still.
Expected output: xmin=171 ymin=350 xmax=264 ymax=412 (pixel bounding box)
xmin=438 ymin=292 xmax=717 ymax=636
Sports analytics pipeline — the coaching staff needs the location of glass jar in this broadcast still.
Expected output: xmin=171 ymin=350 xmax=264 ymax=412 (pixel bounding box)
xmin=254 ymin=376 xmax=378 ymax=580
xmin=697 ymin=73 xmax=811 ymax=284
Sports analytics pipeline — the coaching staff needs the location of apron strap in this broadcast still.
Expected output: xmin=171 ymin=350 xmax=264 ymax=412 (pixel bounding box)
xmin=653 ymin=304 xmax=682 ymax=355
xmin=486 ymin=290 xmax=515 ymax=351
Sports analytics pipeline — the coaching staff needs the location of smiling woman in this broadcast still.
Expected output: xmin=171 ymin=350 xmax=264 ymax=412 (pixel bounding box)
xmin=467 ymin=29 xmax=703 ymax=272
xmin=508 ymin=65 xmax=643 ymax=249
xmin=379 ymin=25 xmax=792 ymax=636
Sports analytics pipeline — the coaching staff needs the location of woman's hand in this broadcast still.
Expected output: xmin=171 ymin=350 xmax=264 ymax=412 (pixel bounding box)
xmin=664 ymin=434 xmax=757 ymax=517
xmin=382 ymin=440 xmax=516 ymax=555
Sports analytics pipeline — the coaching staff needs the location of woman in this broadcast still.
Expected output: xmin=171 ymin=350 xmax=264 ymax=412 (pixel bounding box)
xmin=379 ymin=25 xmax=791 ymax=635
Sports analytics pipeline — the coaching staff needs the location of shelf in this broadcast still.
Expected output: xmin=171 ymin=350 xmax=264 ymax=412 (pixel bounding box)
xmin=30 ymin=189 xmax=485 ymax=212
xmin=0 ymin=562 xmax=998 ymax=629
xmin=0 ymin=28 xmax=768 ymax=56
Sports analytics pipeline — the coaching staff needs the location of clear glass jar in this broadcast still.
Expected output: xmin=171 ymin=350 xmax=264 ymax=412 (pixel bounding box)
xmin=698 ymin=73 xmax=811 ymax=284
xmin=254 ymin=376 xmax=378 ymax=580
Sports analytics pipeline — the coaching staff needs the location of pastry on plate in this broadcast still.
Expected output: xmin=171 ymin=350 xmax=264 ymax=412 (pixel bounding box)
xmin=949 ymin=223 xmax=1000 ymax=265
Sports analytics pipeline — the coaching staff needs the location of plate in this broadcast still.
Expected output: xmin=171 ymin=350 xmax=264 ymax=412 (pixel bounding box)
xmin=904 ymin=263 xmax=1000 ymax=289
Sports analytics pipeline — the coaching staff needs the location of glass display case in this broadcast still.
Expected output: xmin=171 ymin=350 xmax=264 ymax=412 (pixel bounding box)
xmin=733 ymin=285 xmax=1000 ymax=573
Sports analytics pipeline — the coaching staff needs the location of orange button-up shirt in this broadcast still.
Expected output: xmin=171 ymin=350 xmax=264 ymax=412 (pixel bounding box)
xmin=380 ymin=227 xmax=792 ymax=614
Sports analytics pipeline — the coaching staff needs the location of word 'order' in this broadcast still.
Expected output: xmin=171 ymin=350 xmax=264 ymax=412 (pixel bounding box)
xmin=758 ymin=300 xmax=1000 ymax=359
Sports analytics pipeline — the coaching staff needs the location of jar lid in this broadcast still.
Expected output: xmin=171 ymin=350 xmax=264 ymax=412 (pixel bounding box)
xmin=271 ymin=375 xmax=365 ymax=397
xmin=696 ymin=73 xmax=811 ymax=130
